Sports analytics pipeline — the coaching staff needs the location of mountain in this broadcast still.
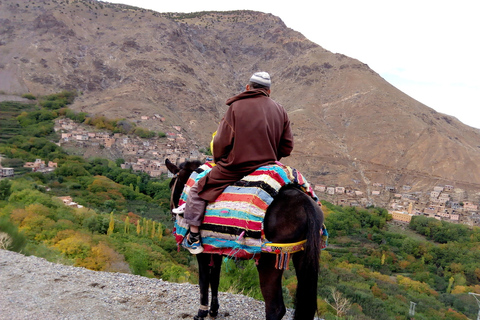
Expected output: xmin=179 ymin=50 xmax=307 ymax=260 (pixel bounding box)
xmin=2 ymin=0 xmax=480 ymax=197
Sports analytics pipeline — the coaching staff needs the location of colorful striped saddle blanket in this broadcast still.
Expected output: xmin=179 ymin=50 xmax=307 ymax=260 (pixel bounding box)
xmin=174 ymin=161 xmax=322 ymax=259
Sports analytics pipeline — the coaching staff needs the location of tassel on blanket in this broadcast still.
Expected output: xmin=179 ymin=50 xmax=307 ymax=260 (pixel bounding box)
xmin=223 ymin=256 xmax=232 ymax=272
xmin=274 ymin=252 xmax=291 ymax=270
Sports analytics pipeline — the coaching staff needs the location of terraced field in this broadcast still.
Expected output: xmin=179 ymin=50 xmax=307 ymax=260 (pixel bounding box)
xmin=0 ymin=101 xmax=36 ymax=144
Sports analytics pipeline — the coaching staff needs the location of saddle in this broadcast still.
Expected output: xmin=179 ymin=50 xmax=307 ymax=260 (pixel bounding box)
xmin=173 ymin=162 xmax=324 ymax=259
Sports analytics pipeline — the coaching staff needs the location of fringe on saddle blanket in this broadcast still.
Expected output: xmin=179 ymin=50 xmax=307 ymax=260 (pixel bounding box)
xmin=174 ymin=161 xmax=328 ymax=260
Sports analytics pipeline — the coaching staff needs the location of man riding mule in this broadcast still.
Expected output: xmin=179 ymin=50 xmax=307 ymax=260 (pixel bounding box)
xmin=173 ymin=71 xmax=294 ymax=254
xmin=167 ymin=72 xmax=326 ymax=320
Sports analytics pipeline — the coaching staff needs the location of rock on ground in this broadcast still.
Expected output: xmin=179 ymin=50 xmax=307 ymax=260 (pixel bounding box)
xmin=0 ymin=249 xmax=295 ymax=319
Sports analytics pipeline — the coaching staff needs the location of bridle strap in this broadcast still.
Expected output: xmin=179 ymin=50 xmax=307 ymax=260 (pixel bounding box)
xmin=170 ymin=173 xmax=179 ymax=210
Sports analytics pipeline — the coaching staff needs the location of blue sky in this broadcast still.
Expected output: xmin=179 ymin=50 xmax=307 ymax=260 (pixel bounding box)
xmin=106 ymin=0 xmax=480 ymax=129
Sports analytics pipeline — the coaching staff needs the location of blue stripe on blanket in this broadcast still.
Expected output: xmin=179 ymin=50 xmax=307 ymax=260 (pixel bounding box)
xmin=175 ymin=223 xmax=188 ymax=238
xmin=221 ymin=186 xmax=274 ymax=204
xmin=201 ymin=208 xmax=265 ymax=222
xmin=261 ymin=164 xmax=290 ymax=182
xmin=202 ymin=237 xmax=262 ymax=253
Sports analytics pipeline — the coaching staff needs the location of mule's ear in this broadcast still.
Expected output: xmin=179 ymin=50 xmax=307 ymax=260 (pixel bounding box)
xmin=165 ymin=159 xmax=179 ymax=174
xmin=185 ymin=160 xmax=202 ymax=172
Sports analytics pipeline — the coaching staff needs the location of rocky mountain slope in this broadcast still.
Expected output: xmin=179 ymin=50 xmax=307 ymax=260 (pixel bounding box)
xmin=2 ymin=0 xmax=480 ymax=195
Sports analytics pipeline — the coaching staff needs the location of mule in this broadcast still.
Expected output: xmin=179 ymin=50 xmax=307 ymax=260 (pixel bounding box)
xmin=165 ymin=159 xmax=324 ymax=320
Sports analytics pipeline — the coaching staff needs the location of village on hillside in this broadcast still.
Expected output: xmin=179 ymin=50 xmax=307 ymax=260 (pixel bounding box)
xmin=2 ymin=117 xmax=479 ymax=229
xmin=316 ymin=184 xmax=480 ymax=228
xmin=54 ymin=118 xmax=203 ymax=177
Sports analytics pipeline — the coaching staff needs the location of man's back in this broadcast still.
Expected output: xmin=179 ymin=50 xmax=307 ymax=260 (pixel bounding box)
xmin=179 ymin=71 xmax=294 ymax=254
xmin=198 ymin=72 xmax=293 ymax=202
xmin=213 ymin=88 xmax=293 ymax=171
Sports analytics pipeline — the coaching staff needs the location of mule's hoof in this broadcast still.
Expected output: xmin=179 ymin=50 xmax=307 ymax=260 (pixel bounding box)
xmin=209 ymin=304 xmax=219 ymax=317
xmin=194 ymin=309 xmax=208 ymax=320
xmin=210 ymin=297 xmax=219 ymax=317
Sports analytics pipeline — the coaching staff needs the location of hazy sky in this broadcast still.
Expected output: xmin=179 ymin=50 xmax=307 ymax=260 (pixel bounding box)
xmin=106 ymin=0 xmax=480 ymax=129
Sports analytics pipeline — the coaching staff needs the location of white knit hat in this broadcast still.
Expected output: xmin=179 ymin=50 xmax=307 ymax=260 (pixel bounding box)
xmin=249 ymin=72 xmax=271 ymax=87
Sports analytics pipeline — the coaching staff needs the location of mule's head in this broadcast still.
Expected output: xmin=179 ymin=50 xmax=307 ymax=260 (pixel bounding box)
xmin=165 ymin=158 xmax=202 ymax=217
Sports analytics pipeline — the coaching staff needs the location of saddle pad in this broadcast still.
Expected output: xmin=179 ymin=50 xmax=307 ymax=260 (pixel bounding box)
xmin=174 ymin=162 xmax=318 ymax=259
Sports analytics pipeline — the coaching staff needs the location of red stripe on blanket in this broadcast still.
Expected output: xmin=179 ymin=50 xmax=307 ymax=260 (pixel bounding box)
xmin=296 ymin=173 xmax=305 ymax=185
xmin=248 ymin=170 xmax=287 ymax=184
xmin=204 ymin=162 xmax=215 ymax=169
xmin=203 ymin=216 xmax=262 ymax=230
xmin=186 ymin=178 xmax=195 ymax=187
xmin=215 ymin=193 xmax=268 ymax=210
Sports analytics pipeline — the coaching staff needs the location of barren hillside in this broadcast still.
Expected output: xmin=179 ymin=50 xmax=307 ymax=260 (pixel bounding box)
xmin=1 ymin=0 xmax=480 ymax=196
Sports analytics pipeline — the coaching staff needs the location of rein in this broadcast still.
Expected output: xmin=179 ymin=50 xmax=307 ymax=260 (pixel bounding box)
xmin=170 ymin=173 xmax=179 ymax=210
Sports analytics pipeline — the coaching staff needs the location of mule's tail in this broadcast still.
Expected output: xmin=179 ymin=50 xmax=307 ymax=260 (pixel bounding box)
xmin=294 ymin=199 xmax=323 ymax=320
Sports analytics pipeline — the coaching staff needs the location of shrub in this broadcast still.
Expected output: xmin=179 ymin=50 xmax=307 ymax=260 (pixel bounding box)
xmin=134 ymin=127 xmax=156 ymax=139
xmin=0 ymin=179 xmax=12 ymax=200
xmin=21 ymin=93 xmax=36 ymax=100
xmin=0 ymin=216 xmax=27 ymax=252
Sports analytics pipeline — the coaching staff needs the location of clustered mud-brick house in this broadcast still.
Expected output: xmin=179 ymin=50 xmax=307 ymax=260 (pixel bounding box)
xmin=23 ymin=159 xmax=57 ymax=173
xmin=312 ymin=180 xmax=480 ymax=228
xmin=0 ymin=166 xmax=14 ymax=177
xmin=55 ymin=118 xmax=204 ymax=177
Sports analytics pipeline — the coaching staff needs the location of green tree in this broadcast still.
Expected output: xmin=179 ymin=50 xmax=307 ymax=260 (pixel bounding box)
xmin=136 ymin=220 xmax=141 ymax=235
xmin=8 ymin=189 xmax=60 ymax=208
xmin=107 ymin=212 xmax=114 ymax=236
xmin=151 ymin=221 xmax=156 ymax=239
xmin=0 ymin=216 xmax=27 ymax=252
xmin=134 ymin=127 xmax=156 ymax=138
xmin=124 ymin=216 xmax=130 ymax=233
xmin=447 ymin=276 xmax=455 ymax=293
xmin=0 ymin=179 xmax=12 ymax=200
xmin=55 ymin=162 xmax=90 ymax=177
xmin=21 ymin=93 xmax=36 ymax=100
xmin=157 ymin=223 xmax=163 ymax=241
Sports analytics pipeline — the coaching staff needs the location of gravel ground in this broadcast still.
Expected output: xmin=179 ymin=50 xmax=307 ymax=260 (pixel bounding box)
xmin=0 ymin=249 xmax=295 ymax=320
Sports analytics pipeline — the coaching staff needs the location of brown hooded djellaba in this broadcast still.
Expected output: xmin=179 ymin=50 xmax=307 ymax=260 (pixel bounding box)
xmin=197 ymin=87 xmax=294 ymax=202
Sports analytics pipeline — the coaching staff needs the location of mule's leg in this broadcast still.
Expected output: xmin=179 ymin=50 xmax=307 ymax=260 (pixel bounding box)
xmin=195 ymin=254 xmax=211 ymax=320
xmin=208 ymin=255 xmax=222 ymax=317
xmin=292 ymin=251 xmax=318 ymax=320
xmin=257 ymin=253 xmax=286 ymax=320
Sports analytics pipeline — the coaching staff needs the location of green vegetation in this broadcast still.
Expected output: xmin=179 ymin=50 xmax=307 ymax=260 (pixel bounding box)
xmin=317 ymin=203 xmax=480 ymax=319
xmin=0 ymin=94 xmax=194 ymax=278
xmin=39 ymin=90 xmax=76 ymax=110
xmin=1 ymin=94 xmax=479 ymax=319
xmin=0 ymin=101 xmax=38 ymax=143
xmin=0 ymin=178 xmax=193 ymax=281
xmin=59 ymin=108 xmax=162 ymax=138
xmin=21 ymin=93 xmax=36 ymax=100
